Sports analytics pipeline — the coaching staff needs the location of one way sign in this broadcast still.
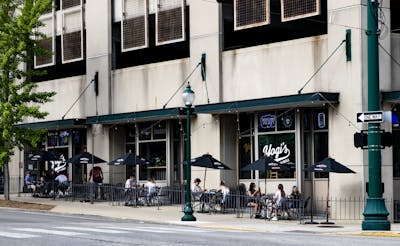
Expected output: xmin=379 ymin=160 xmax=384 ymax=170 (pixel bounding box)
xmin=357 ymin=111 xmax=383 ymax=123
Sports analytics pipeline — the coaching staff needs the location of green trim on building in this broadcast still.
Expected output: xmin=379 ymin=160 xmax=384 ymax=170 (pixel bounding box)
xmin=86 ymin=107 xmax=186 ymax=125
xmin=194 ymin=92 xmax=339 ymax=114
xmin=17 ymin=119 xmax=86 ymax=130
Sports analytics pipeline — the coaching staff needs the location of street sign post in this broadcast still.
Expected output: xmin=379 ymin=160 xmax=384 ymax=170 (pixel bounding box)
xmin=357 ymin=111 xmax=383 ymax=123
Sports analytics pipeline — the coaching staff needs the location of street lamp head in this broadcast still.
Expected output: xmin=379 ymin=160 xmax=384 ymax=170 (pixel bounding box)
xmin=182 ymin=83 xmax=195 ymax=107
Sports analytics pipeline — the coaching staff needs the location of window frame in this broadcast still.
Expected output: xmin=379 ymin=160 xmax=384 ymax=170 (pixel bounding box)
xmin=233 ymin=0 xmax=271 ymax=31
xmin=61 ymin=0 xmax=84 ymax=64
xmin=34 ymin=9 xmax=56 ymax=69
xmin=155 ymin=0 xmax=186 ymax=46
xmin=280 ymin=0 xmax=321 ymax=22
xmin=121 ymin=0 xmax=149 ymax=52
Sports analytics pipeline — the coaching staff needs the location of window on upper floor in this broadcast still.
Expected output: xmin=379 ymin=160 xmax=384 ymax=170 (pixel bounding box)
xmin=156 ymin=0 xmax=185 ymax=45
xmin=222 ymin=0 xmax=327 ymax=51
xmin=122 ymin=0 xmax=149 ymax=51
xmin=34 ymin=7 xmax=56 ymax=68
xmin=120 ymin=0 xmax=186 ymax=53
xmin=234 ymin=0 xmax=270 ymax=30
xmin=113 ymin=0 xmax=189 ymax=69
xmin=281 ymin=0 xmax=320 ymax=22
xmin=32 ymin=0 xmax=86 ymax=82
xmin=61 ymin=0 xmax=84 ymax=63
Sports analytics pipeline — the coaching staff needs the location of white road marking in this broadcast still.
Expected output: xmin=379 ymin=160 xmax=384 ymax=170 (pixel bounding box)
xmin=57 ymin=226 xmax=124 ymax=234
xmin=141 ymin=226 xmax=207 ymax=233
xmin=101 ymin=226 xmax=172 ymax=234
xmin=0 ymin=231 xmax=38 ymax=239
xmin=13 ymin=228 xmax=85 ymax=236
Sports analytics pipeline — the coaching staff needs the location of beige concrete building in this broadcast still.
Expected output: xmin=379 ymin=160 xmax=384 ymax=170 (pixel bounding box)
xmin=9 ymin=0 xmax=400 ymax=220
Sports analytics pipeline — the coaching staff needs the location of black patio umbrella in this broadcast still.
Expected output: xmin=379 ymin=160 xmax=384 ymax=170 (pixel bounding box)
xmin=108 ymin=151 xmax=150 ymax=166
xmin=241 ymin=156 xmax=290 ymax=194
xmin=67 ymin=151 xmax=107 ymax=165
xmin=187 ymin=154 xmax=231 ymax=189
xmin=304 ymin=157 xmax=356 ymax=224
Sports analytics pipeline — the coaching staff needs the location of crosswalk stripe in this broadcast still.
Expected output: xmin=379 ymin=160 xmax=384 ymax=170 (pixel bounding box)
xmin=13 ymin=228 xmax=86 ymax=236
xmin=0 ymin=231 xmax=38 ymax=239
xmin=101 ymin=226 xmax=171 ymax=234
xmin=141 ymin=226 xmax=207 ymax=233
xmin=57 ymin=226 xmax=124 ymax=234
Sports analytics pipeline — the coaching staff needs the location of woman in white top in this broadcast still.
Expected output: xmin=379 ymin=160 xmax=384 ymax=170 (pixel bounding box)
xmin=145 ymin=177 xmax=157 ymax=205
xmin=272 ymin=184 xmax=286 ymax=220
xmin=218 ymin=180 xmax=230 ymax=205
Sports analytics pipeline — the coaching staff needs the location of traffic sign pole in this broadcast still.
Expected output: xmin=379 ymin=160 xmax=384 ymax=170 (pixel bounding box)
xmin=362 ymin=0 xmax=390 ymax=231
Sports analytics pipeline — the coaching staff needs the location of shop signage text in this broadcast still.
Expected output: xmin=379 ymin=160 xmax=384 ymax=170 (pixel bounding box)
xmin=262 ymin=142 xmax=291 ymax=163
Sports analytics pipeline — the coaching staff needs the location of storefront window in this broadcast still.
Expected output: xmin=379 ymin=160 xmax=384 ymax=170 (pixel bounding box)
xmin=138 ymin=121 xmax=167 ymax=181
xmin=258 ymin=112 xmax=276 ymax=133
xmin=258 ymin=133 xmax=296 ymax=179
xmin=277 ymin=110 xmax=296 ymax=131
xmin=238 ymin=113 xmax=254 ymax=179
xmin=239 ymin=136 xmax=252 ymax=179
xmin=314 ymin=132 xmax=329 ymax=178
xmin=139 ymin=141 xmax=166 ymax=181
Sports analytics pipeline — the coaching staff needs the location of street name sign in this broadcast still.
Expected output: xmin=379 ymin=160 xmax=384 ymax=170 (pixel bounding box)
xmin=357 ymin=111 xmax=383 ymax=123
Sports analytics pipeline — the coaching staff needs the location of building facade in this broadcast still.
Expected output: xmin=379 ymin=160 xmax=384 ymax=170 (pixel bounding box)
xmin=10 ymin=0 xmax=400 ymax=220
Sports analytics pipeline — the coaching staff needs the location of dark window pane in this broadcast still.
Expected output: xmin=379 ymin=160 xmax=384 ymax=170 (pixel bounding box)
xmin=258 ymin=112 xmax=276 ymax=132
xmin=313 ymin=109 xmax=328 ymax=130
xmin=239 ymin=136 xmax=252 ymax=179
xmin=125 ymin=124 xmax=136 ymax=143
xmin=47 ymin=131 xmax=58 ymax=147
xmin=303 ymin=110 xmax=311 ymax=130
xmin=59 ymin=131 xmax=69 ymax=146
xmin=239 ymin=113 xmax=252 ymax=136
xmin=139 ymin=141 xmax=166 ymax=181
xmin=153 ymin=121 xmax=166 ymax=139
xmin=303 ymin=132 xmax=311 ymax=179
xmin=277 ymin=110 xmax=295 ymax=131
xmin=138 ymin=122 xmax=152 ymax=140
xmin=314 ymin=132 xmax=329 ymax=178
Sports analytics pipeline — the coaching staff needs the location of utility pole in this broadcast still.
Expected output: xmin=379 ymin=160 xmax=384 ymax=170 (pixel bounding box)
xmin=362 ymin=0 xmax=390 ymax=230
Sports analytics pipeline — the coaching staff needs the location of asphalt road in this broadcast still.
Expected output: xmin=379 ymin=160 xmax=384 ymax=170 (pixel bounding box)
xmin=0 ymin=209 xmax=398 ymax=246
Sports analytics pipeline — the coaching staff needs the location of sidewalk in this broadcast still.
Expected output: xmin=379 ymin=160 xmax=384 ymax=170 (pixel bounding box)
xmin=4 ymin=194 xmax=400 ymax=237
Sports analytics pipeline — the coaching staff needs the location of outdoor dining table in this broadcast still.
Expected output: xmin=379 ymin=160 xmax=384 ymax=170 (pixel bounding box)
xmin=197 ymin=191 xmax=222 ymax=213
xmin=258 ymin=194 xmax=275 ymax=219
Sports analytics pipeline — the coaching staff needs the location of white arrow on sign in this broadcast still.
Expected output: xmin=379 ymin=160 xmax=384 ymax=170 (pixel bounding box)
xmin=357 ymin=111 xmax=383 ymax=123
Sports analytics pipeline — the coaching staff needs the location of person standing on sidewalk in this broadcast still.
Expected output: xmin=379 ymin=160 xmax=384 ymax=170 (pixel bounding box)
xmin=89 ymin=166 xmax=104 ymax=199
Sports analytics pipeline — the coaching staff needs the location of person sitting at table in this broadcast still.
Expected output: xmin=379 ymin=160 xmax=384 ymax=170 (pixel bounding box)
xmin=192 ymin=178 xmax=207 ymax=211
xmin=288 ymin=186 xmax=301 ymax=209
xmin=218 ymin=180 xmax=230 ymax=211
xmin=192 ymin=178 xmax=205 ymax=198
xmin=145 ymin=177 xmax=157 ymax=205
xmin=36 ymin=176 xmax=48 ymax=196
xmin=272 ymin=183 xmax=286 ymax=221
xmin=55 ymin=172 xmax=68 ymax=197
xmin=247 ymin=182 xmax=261 ymax=218
xmin=24 ymin=171 xmax=36 ymax=194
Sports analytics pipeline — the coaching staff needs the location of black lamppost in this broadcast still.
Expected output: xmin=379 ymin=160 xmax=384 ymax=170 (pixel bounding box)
xmin=181 ymin=83 xmax=196 ymax=221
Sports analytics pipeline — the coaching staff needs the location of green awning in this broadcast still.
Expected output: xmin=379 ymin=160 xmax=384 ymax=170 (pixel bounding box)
xmin=17 ymin=118 xmax=86 ymax=130
xmin=382 ymin=91 xmax=400 ymax=103
xmin=194 ymin=92 xmax=339 ymax=114
xmin=86 ymin=107 xmax=186 ymax=125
